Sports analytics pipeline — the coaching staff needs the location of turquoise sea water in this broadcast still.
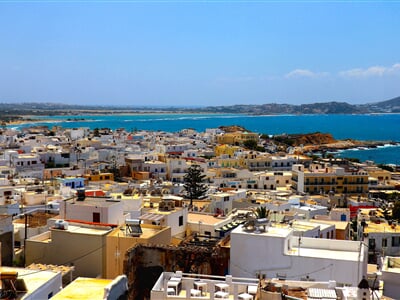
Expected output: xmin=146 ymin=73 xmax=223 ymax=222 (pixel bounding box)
xmin=12 ymin=113 xmax=400 ymax=165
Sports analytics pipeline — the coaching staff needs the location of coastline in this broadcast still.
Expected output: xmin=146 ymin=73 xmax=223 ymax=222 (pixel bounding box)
xmin=5 ymin=114 xmax=398 ymax=159
xmin=4 ymin=111 xmax=225 ymax=125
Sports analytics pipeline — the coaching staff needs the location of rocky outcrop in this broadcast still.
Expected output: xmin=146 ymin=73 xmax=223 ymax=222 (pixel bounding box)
xmin=290 ymin=132 xmax=336 ymax=146
xmin=219 ymin=125 xmax=250 ymax=132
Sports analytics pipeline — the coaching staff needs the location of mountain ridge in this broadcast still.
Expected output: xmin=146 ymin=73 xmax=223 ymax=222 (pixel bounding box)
xmin=1 ymin=96 xmax=400 ymax=116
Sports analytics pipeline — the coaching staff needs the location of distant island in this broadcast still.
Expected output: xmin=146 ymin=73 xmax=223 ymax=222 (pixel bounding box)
xmin=1 ymin=96 xmax=399 ymax=123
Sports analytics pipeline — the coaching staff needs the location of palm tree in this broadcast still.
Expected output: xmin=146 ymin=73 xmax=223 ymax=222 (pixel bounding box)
xmin=254 ymin=206 xmax=269 ymax=219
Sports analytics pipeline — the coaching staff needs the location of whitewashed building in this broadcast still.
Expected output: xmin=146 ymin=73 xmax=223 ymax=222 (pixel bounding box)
xmin=230 ymin=225 xmax=368 ymax=286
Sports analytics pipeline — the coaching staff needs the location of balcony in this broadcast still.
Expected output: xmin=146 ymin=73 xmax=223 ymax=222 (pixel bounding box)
xmin=304 ymin=182 xmax=335 ymax=186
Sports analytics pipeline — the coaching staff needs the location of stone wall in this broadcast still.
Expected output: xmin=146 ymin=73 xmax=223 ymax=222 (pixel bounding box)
xmin=123 ymin=244 xmax=229 ymax=300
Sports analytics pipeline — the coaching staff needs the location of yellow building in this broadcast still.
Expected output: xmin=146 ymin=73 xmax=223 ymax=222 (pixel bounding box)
xmin=105 ymin=223 xmax=171 ymax=279
xmin=26 ymin=220 xmax=171 ymax=280
xmin=26 ymin=221 xmax=111 ymax=278
xmin=292 ymin=164 xmax=369 ymax=195
xmin=365 ymin=166 xmax=392 ymax=182
xmin=217 ymin=131 xmax=259 ymax=145
xmin=217 ymin=157 xmax=241 ymax=168
xmin=244 ymin=153 xmax=272 ymax=171
xmin=84 ymin=172 xmax=114 ymax=182
xmin=214 ymin=144 xmax=241 ymax=157
xmin=132 ymin=171 xmax=150 ymax=180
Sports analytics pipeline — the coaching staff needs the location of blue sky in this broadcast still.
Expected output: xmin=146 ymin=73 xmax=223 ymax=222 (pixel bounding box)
xmin=1 ymin=1 xmax=400 ymax=106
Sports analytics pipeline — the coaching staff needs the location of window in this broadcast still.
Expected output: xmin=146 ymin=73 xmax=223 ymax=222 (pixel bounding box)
xmin=382 ymin=238 xmax=387 ymax=248
xmin=179 ymin=216 xmax=183 ymax=226
xmin=93 ymin=212 xmax=100 ymax=223
xmin=392 ymin=236 xmax=400 ymax=247
xmin=369 ymin=238 xmax=376 ymax=249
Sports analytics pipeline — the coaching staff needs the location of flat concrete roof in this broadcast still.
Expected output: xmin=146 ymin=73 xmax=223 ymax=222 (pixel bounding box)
xmin=53 ymin=224 xmax=112 ymax=236
xmin=364 ymin=222 xmax=400 ymax=234
xmin=289 ymin=245 xmax=360 ymax=262
xmin=0 ymin=266 xmax=60 ymax=296
xmin=51 ymin=277 xmax=114 ymax=300
xmin=309 ymin=219 xmax=349 ymax=230
xmin=188 ymin=213 xmax=226 ymax=226
xmin=232 ymin=225 xmax=292 ymax=238
xmin=67 ymin=198 xmax=120 ymax=207
xmin=107 ymin=225 xmax=165 ymax=239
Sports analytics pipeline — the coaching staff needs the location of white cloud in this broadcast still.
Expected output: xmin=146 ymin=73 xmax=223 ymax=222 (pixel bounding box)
xmin=285 ymin=69 xmax=328 ymax=79
xmin=339 ymin=63 xmax=400 ymax=78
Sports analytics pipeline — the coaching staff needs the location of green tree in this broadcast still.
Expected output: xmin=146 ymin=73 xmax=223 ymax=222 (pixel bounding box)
xmin=93 ymin=128 xmax=100 ymax=137
xmin=110 ymin=155 xmax=121 ymax=182
xmin=377 ymin=164 xmax=395 ymax=172
xmin=183 ymin=164 xmax=208 ymax=209
xmin=254 ymin=206 xmax=270 ymax=219
xmin=393 ymin=201 xmax=400 ymax=221
xmin=243 ymin=139 xmax=258 ymax=150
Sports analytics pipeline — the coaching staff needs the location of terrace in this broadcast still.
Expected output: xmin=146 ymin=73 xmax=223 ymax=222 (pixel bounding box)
xmin=151 ymin=271 xmax=259 ymax=300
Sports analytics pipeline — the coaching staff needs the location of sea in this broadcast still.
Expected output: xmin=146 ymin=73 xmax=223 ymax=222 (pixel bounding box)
xmin=11 ymin=113 xmax=400 ymax=165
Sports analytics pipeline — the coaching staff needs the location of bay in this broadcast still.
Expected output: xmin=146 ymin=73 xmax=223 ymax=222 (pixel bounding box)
xmin=12 ymin=113 xmax=400 ymax=165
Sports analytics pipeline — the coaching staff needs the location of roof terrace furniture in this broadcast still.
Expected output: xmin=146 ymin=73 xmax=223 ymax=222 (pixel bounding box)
xmin=247 ymin=284 xmax=258 ymax=296
xmin=193 ymin=281 xmax=207 ymax=296
xmin=238 ymin=293 xmax=254 ymax=300
xmin=190 ymin=289 xmax=201 ymax=297
xmin=214 ymin=291 xmax=229 ymax=298
xmin=167 ymin=280 xmax=181 ymax=295
xmin=215 ymin=283 xmax=229 ymax=292
xmin=167 ymin=287 xmax=175 ymax=295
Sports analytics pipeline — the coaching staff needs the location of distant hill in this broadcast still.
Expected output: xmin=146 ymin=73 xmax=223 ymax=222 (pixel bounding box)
xmin=1 ymin=96 xmax=400 ymax=117
xmin=362 ymin=96 xmax=400 ymax=113
xmin=199 ymin=101 xmax=367 ymax=115
xmin=198 ymin=97 xmax=400 ymax=114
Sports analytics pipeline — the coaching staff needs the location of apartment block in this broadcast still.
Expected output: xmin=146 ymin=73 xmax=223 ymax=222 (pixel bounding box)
xmin=292 ymin=164 xmax=369 ymax=195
